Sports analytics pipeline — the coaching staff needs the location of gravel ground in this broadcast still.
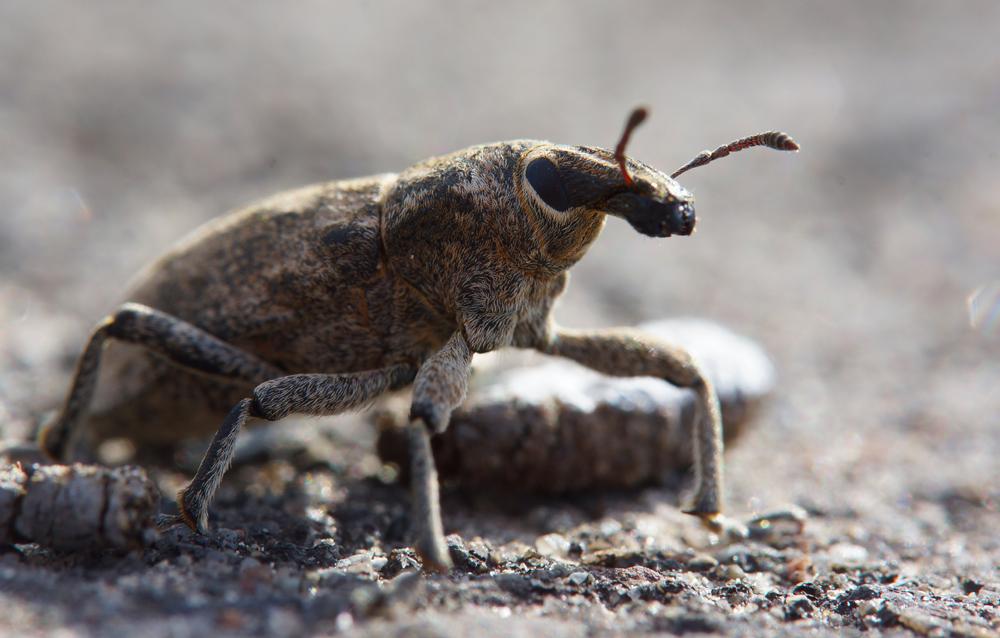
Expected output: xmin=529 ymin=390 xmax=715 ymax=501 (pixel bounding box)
xmin=1 ymin=2 xmax=999 ymax=636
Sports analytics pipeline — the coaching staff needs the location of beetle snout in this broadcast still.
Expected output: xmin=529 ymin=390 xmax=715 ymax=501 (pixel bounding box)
xmin=662 ymin=199 xmax=695 ymax=237
xmin=608 ymin=192 xmax=696 ymax=238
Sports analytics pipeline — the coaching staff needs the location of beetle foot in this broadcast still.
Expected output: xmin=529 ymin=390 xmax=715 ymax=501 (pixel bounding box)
xmin=155 ymin=514 xmax=189 ymax=532
xmin=415 ymin=538 xmax=452 ymax=574
xmin=156 ymin=508 xmax=204 ymax=534
xmin=174 ymin=487 xmax=210 ymax=534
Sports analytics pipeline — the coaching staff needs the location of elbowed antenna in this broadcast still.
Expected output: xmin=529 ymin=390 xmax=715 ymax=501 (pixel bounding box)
xmin=615 ymin=107 xmax=649 ymax=186
xmin=671 ymin=131 xmax=800 ymax=179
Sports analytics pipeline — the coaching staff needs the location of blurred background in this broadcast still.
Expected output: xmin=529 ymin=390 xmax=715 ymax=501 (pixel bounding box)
xmin=1 ymin=1 xmax=998 ymax=561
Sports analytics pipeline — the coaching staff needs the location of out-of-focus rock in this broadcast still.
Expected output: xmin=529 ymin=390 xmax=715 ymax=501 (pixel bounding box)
xmin=0 ymin=463 xmax=160 ymax=550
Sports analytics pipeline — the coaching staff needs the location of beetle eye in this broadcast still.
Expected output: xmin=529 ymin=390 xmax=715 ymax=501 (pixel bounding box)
xmin=525 ymin=157 xmax=571 ymax=212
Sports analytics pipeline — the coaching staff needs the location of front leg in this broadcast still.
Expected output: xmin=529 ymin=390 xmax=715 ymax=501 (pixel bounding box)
xmin=408 ymin=331 xmax=473 ymax=571
xmin=536 ymin=326 xmax=725 ymax=528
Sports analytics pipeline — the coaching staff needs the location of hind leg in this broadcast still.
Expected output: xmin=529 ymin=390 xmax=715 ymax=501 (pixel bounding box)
xmin=38 ymin=303 xmax=283 ymax=461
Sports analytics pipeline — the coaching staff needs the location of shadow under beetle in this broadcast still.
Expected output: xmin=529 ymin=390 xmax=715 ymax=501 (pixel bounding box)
xmin=39 ymin=108 xmax=798 ymax=570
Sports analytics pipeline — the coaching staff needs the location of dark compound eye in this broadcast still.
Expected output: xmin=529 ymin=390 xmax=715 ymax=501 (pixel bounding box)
xmin=525 ymin=157 xmax=571 ymax=212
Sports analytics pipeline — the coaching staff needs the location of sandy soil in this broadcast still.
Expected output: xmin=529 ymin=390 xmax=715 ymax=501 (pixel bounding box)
xmin=1 ymin=2 xmax=998 ymax=636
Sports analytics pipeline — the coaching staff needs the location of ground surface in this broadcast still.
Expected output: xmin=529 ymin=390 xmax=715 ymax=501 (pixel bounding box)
xmin=1 ymin=2 xmax=999 ymax=636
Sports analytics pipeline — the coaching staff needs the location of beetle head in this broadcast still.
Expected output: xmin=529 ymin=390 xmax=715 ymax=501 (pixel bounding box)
xmin=516 ymin=111 xmax=694 ymax=265
xmin=519 ymin=145 xmax=695 ymax=237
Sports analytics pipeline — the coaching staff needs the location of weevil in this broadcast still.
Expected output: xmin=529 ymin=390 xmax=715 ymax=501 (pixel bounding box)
xmin=37 ymin=108 xmax=797 ymax=570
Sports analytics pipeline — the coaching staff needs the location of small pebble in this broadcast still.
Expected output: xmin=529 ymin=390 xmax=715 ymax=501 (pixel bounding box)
xmin=714 ymin=564 xmax=747 ymax=581
xmin=239 ymin=557 xmax=262 ymax=573
xmin=536 ymin=533 xmax=572 ymax=559
xmin=335 ymin=612 xmax=354 ymax=632
xmin=785 ymin=594 xmax=814 ymax=620
xmin=856 ymin=599 xmax=882 ymax=618
xmin=688 ymin=555 xmax=719 ymax=572
xmin=568 ymin=571 xmax=590 ymax=586
xmin=826 ymin=542 xmax=868 ymax=566
xmin=217 ymin=528 xmax=244 ymax=542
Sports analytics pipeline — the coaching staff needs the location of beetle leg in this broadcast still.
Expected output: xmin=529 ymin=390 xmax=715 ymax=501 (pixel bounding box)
xmin=535 ymin=326 xmax=725 ymax=528
xmin=39 ymin=302 xmax=285 ymax=462
xmin=408 ymin=331 xmax=473 ymax=572
xmin=166 ymin=365 xmax=417 ymax=535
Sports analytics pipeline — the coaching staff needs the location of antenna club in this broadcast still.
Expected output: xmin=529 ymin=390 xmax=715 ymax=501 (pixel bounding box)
xmin=778 ymin=135 xmax=800 ymax=152
xmin=626 ymin=107 xmax=649 ymax=131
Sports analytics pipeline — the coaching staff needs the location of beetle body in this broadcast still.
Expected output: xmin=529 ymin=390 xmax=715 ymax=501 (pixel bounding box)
xmin=39 ymin=115 xmax=795 ymax=570
xmin=75 ymin=141 xmax=691 ymax=454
